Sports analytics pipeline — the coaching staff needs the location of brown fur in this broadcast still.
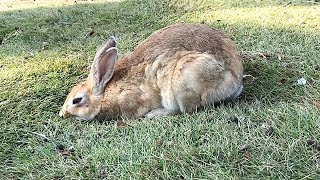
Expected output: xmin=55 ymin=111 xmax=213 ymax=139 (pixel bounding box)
xmin=59 ymin=23 xmax=243 ymax=121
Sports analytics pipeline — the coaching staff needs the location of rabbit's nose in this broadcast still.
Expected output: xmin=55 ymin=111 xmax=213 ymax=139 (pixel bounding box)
xmin=59 ymin=109 xmax=70 ymax=118
xmin=59 ymin=109 xmax=65 ymax=118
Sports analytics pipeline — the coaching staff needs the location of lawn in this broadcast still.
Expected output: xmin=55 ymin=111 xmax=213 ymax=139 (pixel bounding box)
xmin=0 ymin=0 xmax=319 ymax=179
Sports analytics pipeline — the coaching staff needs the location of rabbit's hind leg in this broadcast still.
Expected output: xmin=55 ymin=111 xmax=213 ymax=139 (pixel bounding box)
xmin=172 ymin=52 xmax=243 ymax=111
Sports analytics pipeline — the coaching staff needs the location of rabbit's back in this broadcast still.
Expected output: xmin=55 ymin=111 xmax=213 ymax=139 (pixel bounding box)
xmin=143 ymin=24 xmax=238 ymax=61
xmin=116 ymin=23 xmax=242 ymax=80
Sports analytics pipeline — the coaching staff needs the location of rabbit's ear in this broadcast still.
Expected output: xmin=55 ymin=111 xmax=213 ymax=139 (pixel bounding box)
xmin=90 ymin=38 xmax=118 ymax=95
xmin=94 ymin=36 xmax=116 ymax=59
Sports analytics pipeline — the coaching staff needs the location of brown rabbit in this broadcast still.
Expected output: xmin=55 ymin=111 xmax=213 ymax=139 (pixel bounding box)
xmin=59 ymin=23 xmax=243 ymax=121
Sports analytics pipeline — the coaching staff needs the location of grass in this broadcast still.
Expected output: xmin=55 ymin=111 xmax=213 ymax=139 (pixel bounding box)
xmin=0 ymin=0 xmax=320 ymax=179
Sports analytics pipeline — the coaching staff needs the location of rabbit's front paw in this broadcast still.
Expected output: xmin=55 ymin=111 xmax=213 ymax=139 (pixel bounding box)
xmin=145 ymin=108 xmax=177 ymax=118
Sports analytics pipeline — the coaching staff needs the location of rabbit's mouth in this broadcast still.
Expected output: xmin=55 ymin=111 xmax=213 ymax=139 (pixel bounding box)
xmin=59 ymin=109 xmax=78 ymax=120
xmin=59 ymin=109 xmax=71 ymax=119
xmin=59 ymin=106 xmax=98 ymax=122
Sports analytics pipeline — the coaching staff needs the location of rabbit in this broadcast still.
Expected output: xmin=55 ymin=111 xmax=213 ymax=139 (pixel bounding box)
xmin=59 ymin=23 xmax=243 ymax=121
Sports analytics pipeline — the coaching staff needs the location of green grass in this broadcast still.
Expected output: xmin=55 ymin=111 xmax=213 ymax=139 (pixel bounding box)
xmin=1 ymin=0 xmax=320 ymax=179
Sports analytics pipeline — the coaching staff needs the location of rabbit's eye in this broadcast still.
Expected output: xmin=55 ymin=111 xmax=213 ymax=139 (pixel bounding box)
xmin=72 ymin=97 xmax=82 ymax=104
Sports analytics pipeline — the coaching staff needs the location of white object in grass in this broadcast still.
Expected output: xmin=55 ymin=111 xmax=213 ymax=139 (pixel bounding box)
xmin=297 ymin=77 xmax=307 ymax=85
